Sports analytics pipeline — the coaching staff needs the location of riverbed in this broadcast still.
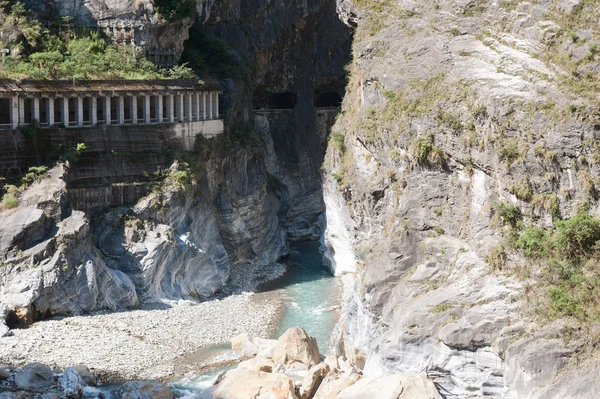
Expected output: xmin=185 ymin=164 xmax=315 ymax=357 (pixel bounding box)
xmin=171 ymin=240 xmax=342 ymax=397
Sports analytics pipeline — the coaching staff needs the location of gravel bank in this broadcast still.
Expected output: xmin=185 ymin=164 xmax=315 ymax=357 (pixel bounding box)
xmin=0 ymin=263 xmax=286 ymax=382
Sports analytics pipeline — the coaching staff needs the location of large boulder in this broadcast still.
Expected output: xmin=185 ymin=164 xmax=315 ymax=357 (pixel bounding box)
xmin=211 ymin=368 xmax=298 ymax=399
xmin=337 ymin=374 xmax=442 ymax=399
xmin=118 ymin=380 xmax=175 ymax=399
xmin=59 ymin=367 xmax=85 ymax=399
xmin=232 ymin=333 xmax=278 ymax=358
xmin=271 ymin=327 xmax=320 ymax=370
xmin=14 ymin=363 xmax=55 ymax=391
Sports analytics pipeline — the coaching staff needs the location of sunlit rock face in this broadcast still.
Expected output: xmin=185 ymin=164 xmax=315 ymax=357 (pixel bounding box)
xmin=325 ymin=0 xmax=600 ymax=397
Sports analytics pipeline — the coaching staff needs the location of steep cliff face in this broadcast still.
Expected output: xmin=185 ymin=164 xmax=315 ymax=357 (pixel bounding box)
xmin=0 ymin=0 xmax=351 ymax=330
xmin=326 ymin=0 xmax=600 ymax=397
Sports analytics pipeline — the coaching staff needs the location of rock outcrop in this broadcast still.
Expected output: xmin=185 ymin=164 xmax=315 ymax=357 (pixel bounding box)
xmin=212 ymin=328 xmax=439 ymax=399
xmin=324 ymin=0 xmax=600 ymax=397
xmin=271 ymin=327 xmax=321 ymax=370
xmin=0 ymin=166 xmax=139 ymax=326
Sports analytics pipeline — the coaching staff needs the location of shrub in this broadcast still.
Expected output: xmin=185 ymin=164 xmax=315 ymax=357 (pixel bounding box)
xmin=552 ymin=213 xmax=600 ymax=260
xmin=514 ymin=227 xmax=548 ymax=258
xmin=548 ymin=285 xmax=580 ymax=316
xmin=1 ymin=194 xmax=18 ymax=208
xmin=496 ymin=140 xmax=520 ymax=165
xmin=511 ymin=178 xmax=533 ymax=201
xmin=331 ymin=132 xmax=346 ymax=154
xmin=59 ymin=143 xmax=87 ymax=164
xmin=491 ymin=200 xmax=522 ymax=228
xmin=409 ymin=136 xmax=433 ymax=163
xmin=531 ymin=193 xmax=559 ymax=218
xmin=486 ymin=244 xmax=507 ymax=270
xmin=409 ymin=136 xmax=446 ymax=166
xmin=152 ymin=0 xmax=196 ymax=21
xmin=20 ymin=165 xmax=47 ymax=186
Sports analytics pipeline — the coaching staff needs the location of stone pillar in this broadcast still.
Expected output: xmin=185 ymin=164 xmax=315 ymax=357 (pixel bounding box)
xmin=168 ymin=94 xmax=174 ymax=123
xmin=47 ymin=97 xmax=54 ymax=127
xmin=18 ymin=97 xmax=25 ymax=126
xmin=105 ymin=96 xmax=111 ymax=126
xmin=186 ymin=93 xmax=193 ymax=122
xmin=195 ymin=92 xmax=200 ymax=121
xmin=208 ymin=92 xmax=213 ymax=120
xmin=131 ymin=96 xmax=138 ymax=124
xmin=10 ymin=95 xmax=18 ymax=129
xmin=156 ymin=95 xmax=163 ymax=122
xmin=62 ymin=97 xmax=69 ymax=127
xmin=118 ymin=96 xmax=125 ymax=125
xmin=202 ymin=92 xmax=207 ymax=120
xmin=144 ymin=95 xmax=151 ymax=124
xmin=215 ymin=92 xmax=219 ymax=119
xmin=178 ymin=94 xmax=184 ymax=122
xmin=77 ymin=97 xmax=84 ymax=127
xmin=91 ymin=97 xmax=97 ymax=126
xmin=32 ymin=97 xmax=40 ymax=123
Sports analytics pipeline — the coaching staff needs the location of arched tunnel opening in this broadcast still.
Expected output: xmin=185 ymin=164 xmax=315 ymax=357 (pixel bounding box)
xmin=314 ymin=91 xmax=343 ymax=108
xmin=254 ymin=91 xmax=298 ymax=110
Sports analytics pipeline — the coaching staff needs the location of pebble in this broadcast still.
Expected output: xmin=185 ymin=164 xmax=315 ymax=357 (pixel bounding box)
xmin=0 ymin=264 xmax=287 ymax=382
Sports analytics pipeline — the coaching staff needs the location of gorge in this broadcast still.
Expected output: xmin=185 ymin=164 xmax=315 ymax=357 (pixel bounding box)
xmin=2 ymin=0 xmax=600 ymax=398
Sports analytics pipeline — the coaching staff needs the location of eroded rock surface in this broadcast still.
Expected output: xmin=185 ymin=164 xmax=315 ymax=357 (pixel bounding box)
xmin=211 ymin=328 xmax=439 ymax=399
xmin=323 ymin=0 xmax=600 ymax=398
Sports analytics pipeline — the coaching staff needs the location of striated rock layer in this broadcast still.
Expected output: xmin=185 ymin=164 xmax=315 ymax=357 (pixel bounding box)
xmin=325 ymin=0 xmax=600 ymax=398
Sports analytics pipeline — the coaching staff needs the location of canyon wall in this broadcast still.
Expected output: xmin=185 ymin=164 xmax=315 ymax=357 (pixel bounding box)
xmin=0 ymin=0 xmax=351 ymax=330
xmin=325 ymin=0 xmax=600 ymax=398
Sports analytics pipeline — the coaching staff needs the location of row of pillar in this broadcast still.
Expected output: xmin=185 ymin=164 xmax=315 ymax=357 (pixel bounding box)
xmin=8 ymin=91 xmax=220 ymax=129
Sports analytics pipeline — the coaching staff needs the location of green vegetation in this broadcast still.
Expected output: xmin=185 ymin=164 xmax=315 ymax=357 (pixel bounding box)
xmin=511 ymin=178 xmax=534 ymax=201
xmin=409 ymin=136 xmax=446 ymax=167
xmin=491 ymin=200 xmax=522 ymax=228
xmin=20 ymin=165 xmax=47 ymax=186
xmin=1 ymin=184 xmax=18 ymax=208
xmin=330 ymin=132 xmax=346 ymax=154
xmin=1 ymin=164 xmax=50 ymax=209
xmin=496 ymin=207 xmax=600 ymax=322
xmin=152 ymin=0 xmax=196 ymax=22
xmin=181 ymin=22 xmax=247 ymax=80
xmin=0 ymin=2 xmax=196 ymax=80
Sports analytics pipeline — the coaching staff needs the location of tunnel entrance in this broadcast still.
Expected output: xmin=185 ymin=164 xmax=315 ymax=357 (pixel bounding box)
xmin=314 ymin=91 xmax=342 ymax=108
xmin=254 ymin=91 xmax=298 ymax=110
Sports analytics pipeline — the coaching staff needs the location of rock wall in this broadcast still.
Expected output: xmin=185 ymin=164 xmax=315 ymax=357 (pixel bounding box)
xmin=326 ymin=0 xmax=600 ymax=398
xmin=23 ymin=0 xmax=192 ymax=63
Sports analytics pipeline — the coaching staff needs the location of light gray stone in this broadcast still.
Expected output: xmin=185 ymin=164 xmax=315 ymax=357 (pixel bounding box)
xmin=59 ymin=367 xmax=85 ymax=399
xmin=15 ymin=363 xmax=55 ymax=391
xmin=272 ymin=327 xmax=321 ymax=370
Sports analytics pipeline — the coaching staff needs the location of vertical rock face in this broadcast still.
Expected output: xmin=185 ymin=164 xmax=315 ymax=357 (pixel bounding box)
xmin=205 ymin=0 xmax=353 ymax=240
xmin=325 ymin=0 xmax=600 ymax=398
